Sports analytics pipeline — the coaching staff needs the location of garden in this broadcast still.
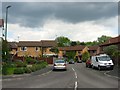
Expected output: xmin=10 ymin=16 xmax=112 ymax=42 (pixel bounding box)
xmin=2 ymin=57 xmax=48 ymax=75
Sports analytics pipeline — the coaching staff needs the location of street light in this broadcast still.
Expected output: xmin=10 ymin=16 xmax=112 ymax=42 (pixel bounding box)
xmin=5 ymin=5 xmax=11 ymax=41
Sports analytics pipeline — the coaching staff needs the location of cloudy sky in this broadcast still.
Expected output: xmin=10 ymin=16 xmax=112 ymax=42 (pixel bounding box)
xmin=1 ymin=0 xmax=119 ymax=42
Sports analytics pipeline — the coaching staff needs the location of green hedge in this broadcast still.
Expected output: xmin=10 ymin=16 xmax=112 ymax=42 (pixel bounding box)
xmin=14 ymin=61 xmax=27 ymax=67
xmin=2 ymin=68 xmax=15 ymax=75
xmin=14 ymin=68 xmax=25 ymax=74
xmin=2 ymin=63 xmax=16 ymax=75
xmin=26 ymin=57 xmax=37 ymax=64
xmin=24 ymin=67 xmax=32 ymax=73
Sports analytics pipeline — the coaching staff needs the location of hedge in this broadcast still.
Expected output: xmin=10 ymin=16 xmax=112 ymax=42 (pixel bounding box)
xmin=14 ymin=68 xmax=25 ymax=74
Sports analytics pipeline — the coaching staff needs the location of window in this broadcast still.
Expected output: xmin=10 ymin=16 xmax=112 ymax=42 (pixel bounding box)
xmin=21 ymin=47 xmax=27 ymax=51
xmin=35 ymin=47 xmax=39 ymax=51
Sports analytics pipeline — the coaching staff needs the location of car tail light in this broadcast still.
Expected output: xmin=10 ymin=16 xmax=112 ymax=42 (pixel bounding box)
xmin=64 ymin=64 xmax=66 ymax=66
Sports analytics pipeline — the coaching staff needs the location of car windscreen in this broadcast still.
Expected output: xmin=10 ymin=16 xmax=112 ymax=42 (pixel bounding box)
xmin=97 ymin=56 xmax=111 ymax=61
xmin=55 ymin=60 xmax=65 ymax=63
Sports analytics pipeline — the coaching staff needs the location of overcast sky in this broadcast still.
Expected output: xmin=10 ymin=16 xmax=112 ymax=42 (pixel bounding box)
xmin=1 ymin=1 xmax=119 ymax=42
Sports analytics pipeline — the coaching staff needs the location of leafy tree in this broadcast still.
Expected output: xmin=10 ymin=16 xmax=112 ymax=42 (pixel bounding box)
xmin=98 ymin=35 xmax=111 ymax=44
xmin=2 ymin=39 xmax=10 ymax=62
xmin=55 ymin=36 xmax=71 ymax=47
xmin=103 ymin=45 xmax=120 ymax=64
xmin=70 ymin=41 xmax=77 ymax=46
xmin=103 ymin=45 xmax=118 ymax=56
xmin=81 ymin=51 xmax=90 ymax=62
xmin=66 ymin=51 xmax=76 ymax=60
xmin=50 ymin=47 xmax=59 ymax=54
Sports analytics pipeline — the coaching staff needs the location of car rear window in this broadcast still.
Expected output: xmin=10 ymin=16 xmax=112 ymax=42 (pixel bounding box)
xmin=55 ymin=60 xmax=65 ymax=63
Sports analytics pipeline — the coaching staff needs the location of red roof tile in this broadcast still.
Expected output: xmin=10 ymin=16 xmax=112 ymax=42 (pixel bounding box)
xmin=100 ymin=35 xmax=120 ymax=46
xmin=58 ymin=45 xmax=85 ymax=51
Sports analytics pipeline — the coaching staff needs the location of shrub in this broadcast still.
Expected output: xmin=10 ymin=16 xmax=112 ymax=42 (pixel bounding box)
xmin=24 ymin=67 xmax=32 ymax=73
xmin=2 ymin=68 xmax=14 ymax=75
xmin=82 ymin=51 xmax=90 ymax=62
xmin=2 ymin=63 xmax=16 ymax=75
xmin=29 ymin=66 xmax=36 ymax=72
xmin=14 ymin=61 xmax=27 ymax=67
xmin=14 ymin=68 xmax=25 ymax=74
xmin=26 ymin=57 xmax=37 ymax=64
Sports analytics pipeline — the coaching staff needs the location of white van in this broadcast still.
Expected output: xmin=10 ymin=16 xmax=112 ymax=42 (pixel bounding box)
xmin=91 ymin=54 xmax=114 ymax=70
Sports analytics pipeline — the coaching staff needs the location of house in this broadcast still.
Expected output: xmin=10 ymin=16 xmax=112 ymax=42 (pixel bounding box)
xmin=9 ymin=40 xmax=57 ymax=58
xmin=58 ymin=45 xmax=99 ymax=59
xmin=99 ymin=35 xmax=120 ymax=54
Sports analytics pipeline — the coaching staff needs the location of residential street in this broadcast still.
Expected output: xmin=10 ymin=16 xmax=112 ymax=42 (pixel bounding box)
xmin=2 ymin=63 xmax=119 ymax=89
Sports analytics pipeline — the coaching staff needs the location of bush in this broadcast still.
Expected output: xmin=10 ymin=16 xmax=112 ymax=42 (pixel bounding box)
xmin=26 ymin=57 xmax=37 ymax=64
xmin=82 ymin=51 xmax=90 ymax=62
xmin=14 ymin=68 xmax=25 ymax=74
xmin=14 ymin=61 xmax=27 ymax=67
xmin=2 ymin=63 xmax=16 ymax=75
xmin=2 ymin=68 xmax=14 ymax=75
xmin=29 ymin=66 xmax=36 ymax=72
xmin=24 ymin=67 xmax=32 ymax=73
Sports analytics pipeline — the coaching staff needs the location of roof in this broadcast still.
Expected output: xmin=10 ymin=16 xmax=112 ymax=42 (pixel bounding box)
xmin=41 ymin=40 xmax=57 ymax=47
xmin=8 ymin=42 xmax=18 ymax=49
xmin=58 ymin=45 xmax=85 ymax=51
xmin=17 ymin=40 xmax=57 ymax=47
xmin=0 ymin=19 xmax=4 ymax=27
xmin=18 ymin=41 xmax=42 ymax=47
xmin=100 ymin=35 xmax=120 ymax=46
xmin=88 ymin=46 xmax=99 ymax=50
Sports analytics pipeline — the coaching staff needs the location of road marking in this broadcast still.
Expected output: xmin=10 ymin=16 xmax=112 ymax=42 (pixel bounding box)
xmin=72 ymin=68 xmax=75 ymax=71
xmin=75 ymin=72 xmax=77 ymax=79
xmin=104 ymin=71 xmax=120 ymax=79
xmin=74 ymin=81 xmax=77 ymax=90
xmin=38 ymin=70 xmax=52 ymax=76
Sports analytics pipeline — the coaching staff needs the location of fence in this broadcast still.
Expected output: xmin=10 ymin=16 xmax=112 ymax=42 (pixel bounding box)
xmin=12 ymin=56 xmax=53 ymax=64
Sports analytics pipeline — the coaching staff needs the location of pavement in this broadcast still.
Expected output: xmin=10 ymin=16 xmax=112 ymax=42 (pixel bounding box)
xmin=2 ymin=63 xmax=119 ymax=89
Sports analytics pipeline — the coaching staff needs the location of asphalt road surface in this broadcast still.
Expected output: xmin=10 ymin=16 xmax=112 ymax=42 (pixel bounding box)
xmin=2 ymin=63 xmax=119 ymax=89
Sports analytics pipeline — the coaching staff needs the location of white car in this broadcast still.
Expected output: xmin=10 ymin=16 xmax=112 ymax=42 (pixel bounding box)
xmin=53 ymin=60 xmax=67 ymax=71
xmin=91 ymin=54 xmax=114 ymax=70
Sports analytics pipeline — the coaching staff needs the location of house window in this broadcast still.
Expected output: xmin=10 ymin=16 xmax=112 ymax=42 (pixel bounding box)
xmin=35 ymin=47 xmax=39 ymax=51
xmin=21 ymin=47 xmax=27 ymax=51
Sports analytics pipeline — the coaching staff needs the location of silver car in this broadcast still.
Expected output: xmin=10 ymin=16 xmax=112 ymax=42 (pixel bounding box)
xmin=53 ymin=60 xmax=67 ymax=71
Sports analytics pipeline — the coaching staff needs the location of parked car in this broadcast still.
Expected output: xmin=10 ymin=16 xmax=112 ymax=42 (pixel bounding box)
xmin=77 ymin=59 xmax=82 ymax=63
xmin=86 ymin=59 xmax=92 ymax=68
xmin=53 ymin=60 xmax=67 ymax=71
xmin=69 ymin=59 xmax=75 ymax=64
xmin=91 ymin=54 xmax=114 ymax=70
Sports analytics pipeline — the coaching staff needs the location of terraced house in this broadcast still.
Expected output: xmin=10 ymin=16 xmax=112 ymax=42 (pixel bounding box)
xmin=9 ymin=40 xmax=57 ymax=58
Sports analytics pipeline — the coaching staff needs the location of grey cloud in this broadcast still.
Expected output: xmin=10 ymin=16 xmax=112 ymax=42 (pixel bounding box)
xmin=2 ymin=2 xmax=118 ymax=28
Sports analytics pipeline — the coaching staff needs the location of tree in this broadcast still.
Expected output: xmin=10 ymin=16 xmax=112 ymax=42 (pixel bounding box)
xmin=70 ymin=41 xmax=77 ymax=46
xmin=66 ymin=51 xmax=76 ymax=60
xmin=103 ymin=45 xmax=118 ymax=56
xmin=55 ymin=36 xmax=71 ymax=47
xmin=81 ymin=51 xmax=90 ymax=62
xmin=2 ymin=39 xmax=10 ymax=62
xmin=103 ymin=45 xmax=119 ymax=65
xmin=50 ymin=47 xmax=59 ymax=54
xmin=98 ymin=35 xmax=111 ymax=44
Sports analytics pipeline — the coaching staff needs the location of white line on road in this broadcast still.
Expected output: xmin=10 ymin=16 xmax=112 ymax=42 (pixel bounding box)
xmin=75 ymin=81 xmax=77 ymax=90
xmin=75 ymin=72 xmax=77 ymax=79
xmin=72 ymin=68 xmax=75 ymax=71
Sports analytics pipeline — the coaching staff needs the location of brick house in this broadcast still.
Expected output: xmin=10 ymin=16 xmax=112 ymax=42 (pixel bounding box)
xmin=99 ymin=35 xmax=120 ymax=53
xmin=58 ymin=45 xmax=99 ymax=59
xmin=9 ymin=40 xmax=57 ymax=58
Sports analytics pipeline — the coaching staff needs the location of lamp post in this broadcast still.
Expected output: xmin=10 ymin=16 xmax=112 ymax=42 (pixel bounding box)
xmin=5 ymin=5 xmax=11 ymax=41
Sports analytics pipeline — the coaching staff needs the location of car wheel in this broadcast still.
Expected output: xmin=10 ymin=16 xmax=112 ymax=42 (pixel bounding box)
xmin=92 ymin=65 xmax=94 ymax=69
xmin=98 ymin=66 xmax=101 ymax=71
